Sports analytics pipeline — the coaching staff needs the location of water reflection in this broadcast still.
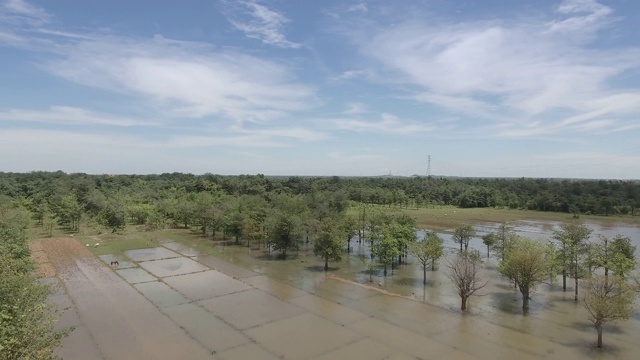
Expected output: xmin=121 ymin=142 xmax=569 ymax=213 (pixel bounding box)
xmin=207 ymin=218 xmax=639 ymax=356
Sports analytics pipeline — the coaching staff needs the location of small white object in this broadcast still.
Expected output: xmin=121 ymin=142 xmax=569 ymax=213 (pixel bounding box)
xmin=94 ymin=243 xmax=99 ymax=247
xmin=86 ymin=244 xmax=89 ymax=247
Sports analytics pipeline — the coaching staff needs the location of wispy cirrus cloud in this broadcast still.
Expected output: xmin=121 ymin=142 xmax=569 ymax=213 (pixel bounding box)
xmin=343 ymin=0 xmax=640 ymax=139
xmin=42 ymin=35 xmax=315 ymax=122
xmin=0 ymin=0 xmax=320 ymax=150
xmin=331 ymin=113 xmax=434 ymax=134
xmin=0 ymin=106 xmax=157 ymax=127
xmin=222 ymin=0 xmax=300 ymax=48
xmin=1 ymin=0 xmax=50 ymax=26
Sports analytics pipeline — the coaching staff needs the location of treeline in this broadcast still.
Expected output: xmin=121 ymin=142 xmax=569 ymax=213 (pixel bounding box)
xmin=0 ymin=202 xmax=67 ymax=358
xmin=0 ymin=172 xmax=638 ymax=219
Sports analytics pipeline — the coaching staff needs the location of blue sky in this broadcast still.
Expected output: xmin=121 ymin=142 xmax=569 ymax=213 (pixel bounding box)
xmin=1 ymin=0 xmax=639 ymax=178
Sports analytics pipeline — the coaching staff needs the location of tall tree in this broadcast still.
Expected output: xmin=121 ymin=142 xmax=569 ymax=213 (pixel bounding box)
xmin=452 ymin=224 xmax=476 ymax=253
xmin=313 ymin=218 xmax=344 ymax=271
xmin=584 ymin=275 xmax=636 ymax=348
xmin=0 ymin=206 xmax=69 ymax=359
xmin=410 ymin=231 xmax=444 ymax=284
xmin=499 ymin=237 xmax=555 ymax=310
xmin=494 ymin=223 xmax=516 ymax=262
xmin=447 ymin=251 xmax=486 ymax=311
xmin=482 ymin=233 xmax=497 ymax=258
xmin=553 ymin=222 xmax=592 ymax=301
xmin=590 ymin=235 xmax=637 ymax=279
xmin=338 ymin=215 xmax=358 ymax=253
xmin=267 ymin=212 xmax=303 ymax=259
xmin=371 ymin=226 xmax=400 ymax=276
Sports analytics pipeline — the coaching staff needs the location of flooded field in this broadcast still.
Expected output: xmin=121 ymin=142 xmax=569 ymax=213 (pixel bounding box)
xmin=35 ymin=218 xmax=640 ymax=360
xmin=209 ymin=219 xmax=640 ymax=358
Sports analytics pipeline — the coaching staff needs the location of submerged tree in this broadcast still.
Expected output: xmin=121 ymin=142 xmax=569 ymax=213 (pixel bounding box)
xmin=452 ymin=224 xmax=476 ymax=253
xmin=447 ymin=251 xmax=486 ymax=311
xmin=410 ymin=231 xmax=444 ymax=285
xmin=584 ymin=275 xmax=635 ymax=348
xmin=482 ymin=233 xmax=497 ymax=258
xmin=371 ymin=227 xmax=400 ymax=276
xmin=313 ymin=218 xmax=343 ymax=271
xmin=553 ymin=221 xmax=592 ymax=301
xmin=267 ymin=212 xmax=303 ymax=259
xmin=494 ymin=223 xmax=516 ymax=262
xmin=499 ymin=237 xmax=555 ymax=311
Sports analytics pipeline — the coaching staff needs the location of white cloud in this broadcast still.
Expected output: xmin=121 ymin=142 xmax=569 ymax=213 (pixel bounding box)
xmin=45 ymin=35 xmax=315 ymax=121
xmin=344 ymin=102 xmax=367 ymax=115
xmin=0 ymin=106 xmax=156 ymax=127
xmin=549 ymin=0 xmax=613 ymax=34
xmin=333 ymin=69 xmax=365 ymax=81
xmin=347 ymin=3 xmax=368 ymax=13
xmin=350 ymin=0 xmax=640 ymax=139
xmin=331 ymin=113 xmax=434 ymax=134
xmin=223 ymin=0 xmax=300 ymax=48
xmin=1 ymin=0 xmax=50 ymax=26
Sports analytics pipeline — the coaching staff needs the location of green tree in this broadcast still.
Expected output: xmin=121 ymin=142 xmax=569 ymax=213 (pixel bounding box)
xmin=590 ymin=235 xmax=637 ymax=279
xmin=584 ymin=275 xmax=636 ymax=348
xmin=499 ymin=237 xmax=555 ymax=310
xmin=267 ymin=212 xmax=303 ymax=259
xmin=98 ymin=198 xmax=127 ymax=233
xmin=0 ymin=206 xmax=69 ymax=359
xmin=56 ymin=194 xmax=82 ymax=232
xmin=313 ymin=218 xmax=344 ymax=271
xmin=410 ymin=231 xmax=444 ymax=284
xmin=340 ymin=215 xmax=358 ymax=253
xmin=371 ymin=227 xmax=400 ymax=276
xmin=482 ymin=233 xmax=497 ymax=258
xmin=452 ymin=224 xmax=476 ymax=253
xmin=553 ymin=222 xmax=592 ymax=301
xmin=494 ymin=223 xmax=516 ymax=262
xmin=447 ymin=251 xmax=486 ymax=311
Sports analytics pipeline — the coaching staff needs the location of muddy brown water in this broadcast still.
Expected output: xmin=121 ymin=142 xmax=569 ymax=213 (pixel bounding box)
xmin=36 ymin=219 xmax=639 ymax=360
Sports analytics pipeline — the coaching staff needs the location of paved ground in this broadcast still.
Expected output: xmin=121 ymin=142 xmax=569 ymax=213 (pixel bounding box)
xmin=32 ymin=238 xmax=631 ymax=360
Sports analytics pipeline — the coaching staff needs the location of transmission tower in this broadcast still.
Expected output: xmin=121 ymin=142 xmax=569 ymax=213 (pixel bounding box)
xmin=426 ymin=155 xmax=431 ymax=176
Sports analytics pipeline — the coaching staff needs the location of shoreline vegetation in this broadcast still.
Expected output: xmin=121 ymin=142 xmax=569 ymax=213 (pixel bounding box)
xmin=1 ymin=171 xmax=638 ymax=355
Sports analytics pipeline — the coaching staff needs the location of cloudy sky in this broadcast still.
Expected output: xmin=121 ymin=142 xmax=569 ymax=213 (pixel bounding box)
xmin=1 ymin=0 xmax=639 ymax=178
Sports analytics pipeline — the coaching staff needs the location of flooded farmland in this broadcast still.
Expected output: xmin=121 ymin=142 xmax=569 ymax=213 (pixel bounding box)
xmin=38 ymin=219 xmax=640 ymax=359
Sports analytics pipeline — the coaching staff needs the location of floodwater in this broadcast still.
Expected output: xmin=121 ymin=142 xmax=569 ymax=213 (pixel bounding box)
xmin=38 ymin=219 xmax=640 ymax=360
xmin=209 ymin=219 xmax=640 ymax=359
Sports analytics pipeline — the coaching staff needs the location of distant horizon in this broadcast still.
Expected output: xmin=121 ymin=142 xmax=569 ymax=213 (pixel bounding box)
xmin=3 ymin=169 xmax=638 ymax=181
xmin=1 ymin=0 xmax=639 ymax=179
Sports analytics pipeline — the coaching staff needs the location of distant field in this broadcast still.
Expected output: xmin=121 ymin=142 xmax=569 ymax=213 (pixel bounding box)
xmin=350 ymin=205 xmax=638 ymax=231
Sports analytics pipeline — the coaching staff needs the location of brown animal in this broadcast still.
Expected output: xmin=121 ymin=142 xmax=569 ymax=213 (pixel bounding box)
xmin=110 ymin=260 xmax=120 ymax=267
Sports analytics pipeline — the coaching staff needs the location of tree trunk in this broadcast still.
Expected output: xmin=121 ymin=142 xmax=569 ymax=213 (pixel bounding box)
xmin=522 ymin=286 xmax=530 ymax=310
xmin=562 ymin=271 xmax=567 ymax=290
xmin=459 ymin=242 xmax=463 ymax=253
xmin=596 ymin=324 xmax=603 ymax=348
xmin=487 ymin=246 xmax=490 ymax=258
xmin=324 ymin=256 xmax=329 ymax=271
xmin=423 ymin=266 xmax=427 ymax=285
xmin=383 ymin=264 xmax=387 ymax=276
xmin=574 ymin=273 xmax=579 ymax=302
xmin=461 ymin=296 xmax=467 ymax=311
xmin=431 ymin=259 xmax=435 ymax=271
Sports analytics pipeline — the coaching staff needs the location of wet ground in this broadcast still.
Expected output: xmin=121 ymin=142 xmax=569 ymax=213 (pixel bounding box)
xmin=34 ymin=231 xmax=639 ymax=360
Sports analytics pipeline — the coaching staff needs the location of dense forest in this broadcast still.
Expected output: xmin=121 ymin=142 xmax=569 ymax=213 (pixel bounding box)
xmin=0 ymin=172 xmax=637 ymax=225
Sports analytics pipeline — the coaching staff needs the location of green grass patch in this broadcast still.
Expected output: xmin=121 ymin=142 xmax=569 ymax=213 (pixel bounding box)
xmin=349 ymin=204 xmax=637 ymax=231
